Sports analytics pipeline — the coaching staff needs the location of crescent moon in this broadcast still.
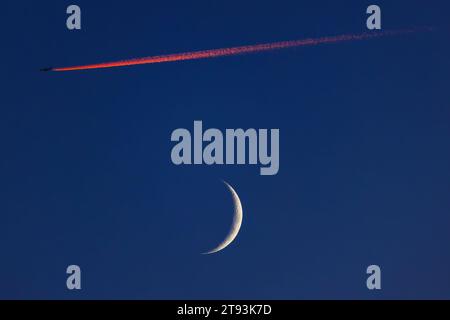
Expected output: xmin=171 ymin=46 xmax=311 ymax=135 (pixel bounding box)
xmin=202 ymin=181 xmax=243 ymax=255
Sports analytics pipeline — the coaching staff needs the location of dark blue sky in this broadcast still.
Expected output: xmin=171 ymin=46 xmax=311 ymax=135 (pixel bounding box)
xmin=1 ymin=1 xmax=450 ymax=299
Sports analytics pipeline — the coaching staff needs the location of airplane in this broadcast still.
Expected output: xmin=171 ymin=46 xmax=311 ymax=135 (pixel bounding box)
xmin=39 ymin=67 xmax=52 ymax=72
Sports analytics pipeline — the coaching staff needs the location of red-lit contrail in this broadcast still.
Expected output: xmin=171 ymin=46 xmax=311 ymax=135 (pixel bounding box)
xmin=48 ymin=27 xmax=432 ymax=72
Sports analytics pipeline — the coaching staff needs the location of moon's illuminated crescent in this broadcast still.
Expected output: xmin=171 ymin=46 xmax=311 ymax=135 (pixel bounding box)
xmin=202 ymin=181 xmax=243 ymax=255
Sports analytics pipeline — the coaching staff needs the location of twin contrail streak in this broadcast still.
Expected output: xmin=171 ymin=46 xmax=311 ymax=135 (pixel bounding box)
xmin=49 ymin=27 xmax=432 ymax=72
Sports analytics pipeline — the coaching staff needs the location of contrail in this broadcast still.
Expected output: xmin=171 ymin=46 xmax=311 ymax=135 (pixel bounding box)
xmin=47 ymin=27 xmax=432 ymax=72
